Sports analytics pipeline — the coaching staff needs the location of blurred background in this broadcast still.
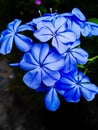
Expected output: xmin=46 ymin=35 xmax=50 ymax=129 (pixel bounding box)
xmin=0 ymin=0 xmax=98 ymax=130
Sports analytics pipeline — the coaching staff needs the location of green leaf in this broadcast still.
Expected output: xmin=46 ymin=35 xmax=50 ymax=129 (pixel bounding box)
xmin=88 ymin=18 xmax=98 ymax=24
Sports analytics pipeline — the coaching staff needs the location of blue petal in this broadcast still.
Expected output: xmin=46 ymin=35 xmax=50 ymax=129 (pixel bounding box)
xmin=31 ymin=43 xmax=49 ymax=63
xmin=54 ymin=17 xmax=67 ymax=31
xmin=20 ymin=52 xmax=39 ymax=71
xmin=52 ymin=37 xmax=69 ymax=54
xmin=0 ymin=36 xmax=13 ymax=55
xmin=80 ymin=84 xmax=98 ymax=101
xmin=36 ymin=83 xmax=50 ymax=93
xmin=34 ymin=28 xmax=53 ymax=42
xmin=60 ymin=12 xmax=73 ymax=17
xmin=60 ymin=71 xmax=77 ymax=84
xmin=33 ymin=16 xmax=52 ymax=25
xmin=70 ymin=40 xmax=80 ymax=49
xmin=33 ymin=13 xmax=58 ymax=25
xmin=71 ymin=22 xmax=81 ymax=39
xmin=58 ymin=31 xmax=76 ymax=43
xmin=81 ymin=83 xmax=98 ymax=93
xmin=42 ymin=68 xmax=60 ymax=86
xmin=56 ymin=80 xmax=74 ymax=90
xmin=59 ymin=76 xmax=75 ymax=86
xmin=17 ymin=24 xmax=34 ymax=32
xmin=7 ymin=19 xmax=21 ymax=32
xmin=62 ymin=53 xmax=77 ymax=72
xmin=36 ymin=21 xmax=55 ymax=30
xmin=44 ymin=52 xmax=65 ymax=70
xmin=72 ymin=8 xmax=86 ymax=21
xmin=31 ymin=43 xmax=42 ymax=63
xmin=0 ymin=30 xmax=13 ymax=39
xmin=33 ymin=17 xmax=48 ymax=25
xmin=14 ymin=34 xmax=33 ymax=52
xmin=86 ymin=22 xmax=98 ymax=36
xmin=71 ymin=48 xmax=89 ymax=64
xmin=81 ymin=24 xmax=91 ymax=37
xmin=23 ymin=69 xmax=41 ymax=89
xmin=64 ymin=87 xmax=80 ymax=102
xmin=39 ymin=43 xmax=49 ymax=63
xmin=81 ymin=75 xmax=90 ymax=82
xmin=44 ymin=88 xmax=60 ymax=111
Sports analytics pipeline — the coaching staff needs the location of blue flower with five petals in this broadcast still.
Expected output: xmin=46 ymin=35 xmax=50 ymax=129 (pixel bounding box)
xmin=34 ymin=17 xmax=77 ymax=54
xmin=56 ymin=70 xmax=98 ymax=102
xmin=0 ymin=19 xmax=34 ymax=55
xmin=61 ymin=40 xmax=89 ymax=73
xmin=10 ymin=43 xmax=65 ymax=89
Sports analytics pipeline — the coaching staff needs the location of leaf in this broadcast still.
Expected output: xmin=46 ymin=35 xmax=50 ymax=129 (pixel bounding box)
xmin=88 ymin=18 xmax=98 ymax=24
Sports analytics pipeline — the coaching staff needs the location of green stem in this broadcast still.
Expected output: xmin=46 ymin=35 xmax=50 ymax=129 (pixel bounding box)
xmin=78 ymin=55 xmax=98 ymax=75
xmin=88 ymin=55 xmax=98 ymax=62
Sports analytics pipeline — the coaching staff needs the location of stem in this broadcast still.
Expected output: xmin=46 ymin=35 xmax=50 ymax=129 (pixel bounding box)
xmin=88 ymin=55 xmax=98 ymax=62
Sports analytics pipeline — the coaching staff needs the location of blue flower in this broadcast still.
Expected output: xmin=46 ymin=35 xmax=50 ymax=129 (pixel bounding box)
xmin=0 ymin=19 xmax=34 ymax=55
xmin=61 ymin=40 xmax=89 ymax=73
xmin=34 ymin=17 xmax=77 ymax=54
xmin=81 ymin=22 xmax=98 ymax=37
xmin=60 ymin=8 xmax=86 ymax=39
xmin=10 ymin=43 xmax=65 ymax=89
xmin=57 ymin=70 xmax=98 ymax=102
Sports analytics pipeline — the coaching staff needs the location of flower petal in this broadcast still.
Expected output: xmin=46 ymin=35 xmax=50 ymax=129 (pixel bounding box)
xmin=70 ymin=40 xmax=80 ymax=49
xmin=44 ymin=88 xmax=60 ymax=111
xmin=0 ymin=36 xmax=13 ymax=55
xmin=71 ymin=22 xmax=81 ymax=39
xmin=34 ymin=28 xmax=53 ymax=42
xmin=37 ymin=21 xmax=54 ymax=30
xmin=54 ymin=17 xmax=67 ymax=31
xmin=58 ymin=31 xmax=76 ymax=43
xmin=23 ymin=69 xmax=41 ymax=89
xmin=20 ymin=52 xmax=39 ymax=70
xmin=44 ymin=52 xmax=65 ymax=70
xmin=71 ymin=48 xmax=89 ymax=64
xmin=31 ymin=43 xmax=49 ymax=64
xmin=52 ymin=37 xmax=68 ymax=54
xmin=42 ymin=68 xmax=60 ymax=86
xmin=80 ymin=84 xmax=98 ymax=101
xmin=72 ymin=8 xmax=86 ymax=21
xmin=7 ymin=19 xmax=21 ymax=32
xmin=39 ymin=43 xmax=49 ymax=63
xmin=62 ymin=53 xmax=77 ymax=72
xmin=17 ymin=24 xmax=34 ymax=32
xmin=14 ymin=34 xmax=33 ymax=52
xmin=64 ymin=87 xmax=80 ymax=102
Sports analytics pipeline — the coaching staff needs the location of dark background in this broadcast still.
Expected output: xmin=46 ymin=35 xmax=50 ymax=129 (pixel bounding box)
xmin=0 ymin=0 xmax=98 ymax=130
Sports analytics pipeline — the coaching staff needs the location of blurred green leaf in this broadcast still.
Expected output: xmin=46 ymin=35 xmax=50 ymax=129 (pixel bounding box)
xmin=88 ymin=18 xmax=98 ymax=24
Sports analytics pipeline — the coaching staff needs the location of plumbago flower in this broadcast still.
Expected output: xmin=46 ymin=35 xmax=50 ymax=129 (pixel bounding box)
xmin=61 ymin=40 xmax=89 ymax=73
xmin=10 ymin=43 xmax=65 ymax=89
xmin=56 ymin=70 xmax=98 ymax=103
xmin=34 ymin=16 xmax=77 ymax=54
xmin=0 ymin=19 xmax=34 ymax=55
xmin=0 ymin=8 xmax=98 ymax=111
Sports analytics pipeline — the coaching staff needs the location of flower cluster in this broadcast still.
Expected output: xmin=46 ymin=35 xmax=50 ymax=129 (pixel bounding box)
xmin=0 ymin=8 xmax=98 ymax=111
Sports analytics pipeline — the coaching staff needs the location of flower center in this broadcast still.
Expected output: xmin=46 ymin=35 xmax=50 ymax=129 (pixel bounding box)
xmin=52 ymin=33 xmax=56 ymax=37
